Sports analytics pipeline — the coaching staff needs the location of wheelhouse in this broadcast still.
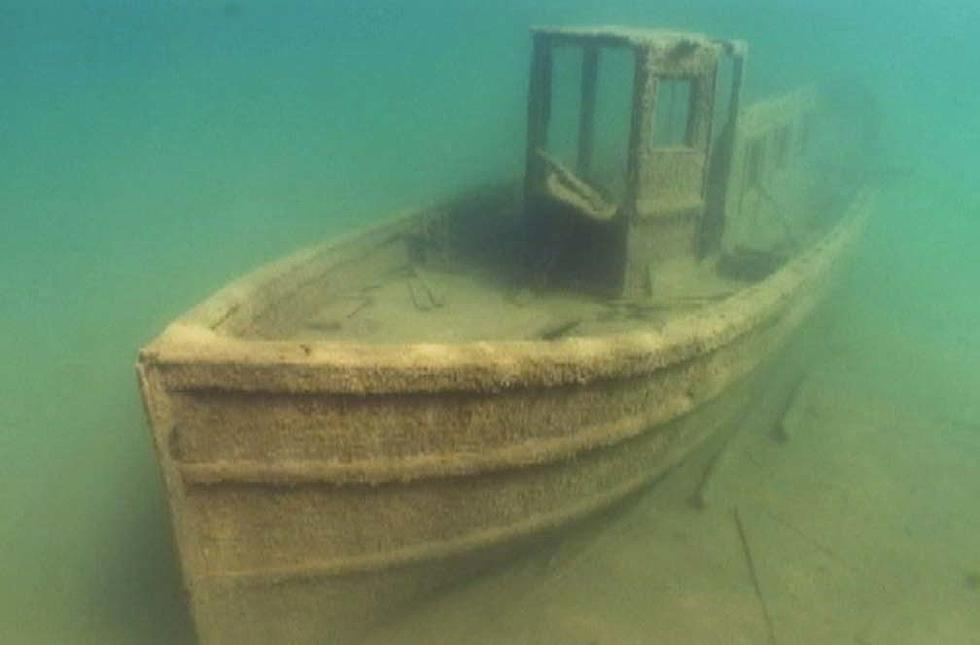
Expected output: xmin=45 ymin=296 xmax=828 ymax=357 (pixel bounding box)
xmin=524 ymin=27 xmax=747 ymax=297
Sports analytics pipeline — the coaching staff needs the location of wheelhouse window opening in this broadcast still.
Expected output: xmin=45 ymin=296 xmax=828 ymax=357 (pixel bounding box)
xmin=538 ymin=44 xmax=633 ymax=203
xmin=652 ymin=78 xmax=694 ymax=148
xmin=589 ymin=46 xmax=633 ymax=201
xmin=543 ymin=45 xmax=584 ymax=171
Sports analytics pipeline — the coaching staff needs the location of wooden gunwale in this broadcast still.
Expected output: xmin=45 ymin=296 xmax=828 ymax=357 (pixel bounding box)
xmin=141 ymin=190 xmax=871 ymax=396
xmin=142 ymin=190 xmax=871 ymax=495
xmin=173 ymin=311 xmax=785 ymax=488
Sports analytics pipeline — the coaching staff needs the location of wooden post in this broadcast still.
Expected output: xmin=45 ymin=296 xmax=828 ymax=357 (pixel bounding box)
xmin=622 ymin=46 xmax=656 ymax=297
xmin=698 ymin=43 xmax=748 ymax=257
xmin=625 ymin=46 xmax=654 ymax=217
xmin=525 ymin=33 xmax=553 ymax=202
xmin=688 ymin=57 xmax=721 ymax=257
xmin=577 ymin=45 xmax=600 ymax=177
xmin=690 ymin=66 xmax=718 ymax=153
xmin=727 ymin=46 xmax=747 ymax=133
xmin=719 ymin=45 xmax=747 ymax=217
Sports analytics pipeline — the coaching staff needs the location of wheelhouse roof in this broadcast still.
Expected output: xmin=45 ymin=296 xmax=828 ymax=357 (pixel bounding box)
xmin=532 ymin=26 xmax=745 ymax=55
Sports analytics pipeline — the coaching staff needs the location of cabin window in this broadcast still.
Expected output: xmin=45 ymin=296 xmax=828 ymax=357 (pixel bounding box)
xmin=545 ymin=45 xmax=583 ymax=169
xmin=652 ymin=78 xmax=694 ymax=148
xmin=589 ymin=46 xmax=633 ymax=200
xmin=539 ymin=44 xmax=633 ymax=202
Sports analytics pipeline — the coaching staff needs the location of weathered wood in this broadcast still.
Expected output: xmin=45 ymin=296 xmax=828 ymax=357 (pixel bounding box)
xmin=622 ymin=47 xmax=656 ymax=297
xmin=625 ymin=46 xmax=654 ymax=219
xmin=538 ymin=149 xmax=617 ymax=221
xmin=137 ymin=186 xmax=870 ymax=643
xmin=698 ymin=46 xmax=747 ymax=256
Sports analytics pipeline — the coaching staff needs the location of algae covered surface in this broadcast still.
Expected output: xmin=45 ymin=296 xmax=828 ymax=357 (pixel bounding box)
xmin=2 ymin=1 xmax=978 ymax=643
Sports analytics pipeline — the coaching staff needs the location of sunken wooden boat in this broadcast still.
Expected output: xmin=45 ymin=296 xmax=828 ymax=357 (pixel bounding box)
xmin=138 ymin=27 xmax=874 ymax=644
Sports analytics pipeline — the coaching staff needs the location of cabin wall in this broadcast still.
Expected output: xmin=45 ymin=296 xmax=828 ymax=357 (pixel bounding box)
xmin=621 ymin=46 xmax=720 ymax=297
xmin=721 ymin=87 xmax=818 ymax=256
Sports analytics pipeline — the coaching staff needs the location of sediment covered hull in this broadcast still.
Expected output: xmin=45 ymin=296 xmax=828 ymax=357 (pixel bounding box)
xmin=137 ymin=189 xmax=871 ymax=644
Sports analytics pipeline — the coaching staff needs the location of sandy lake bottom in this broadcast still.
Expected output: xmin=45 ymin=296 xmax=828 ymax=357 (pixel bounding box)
xmin=359 ymin=291 xmax=980 ymax=645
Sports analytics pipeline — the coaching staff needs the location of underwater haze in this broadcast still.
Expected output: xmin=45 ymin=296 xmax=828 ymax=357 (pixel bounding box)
xmin=2 ymin=1 xmax=978 ymax=643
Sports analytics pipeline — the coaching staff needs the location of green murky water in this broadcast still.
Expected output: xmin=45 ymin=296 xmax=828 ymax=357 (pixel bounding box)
xmin=2 ymin=2 xmax=978 ymax=643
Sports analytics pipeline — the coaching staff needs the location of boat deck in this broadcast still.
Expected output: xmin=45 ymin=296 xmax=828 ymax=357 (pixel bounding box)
xmin=219 ymin=163 xmax=838 ymax=347
xmin=286 ymin=259 xmax=742 ymax=345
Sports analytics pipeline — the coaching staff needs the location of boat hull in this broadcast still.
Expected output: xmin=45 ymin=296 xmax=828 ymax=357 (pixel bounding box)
xmin=138 ymin=190 xmax=871 ymax=644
